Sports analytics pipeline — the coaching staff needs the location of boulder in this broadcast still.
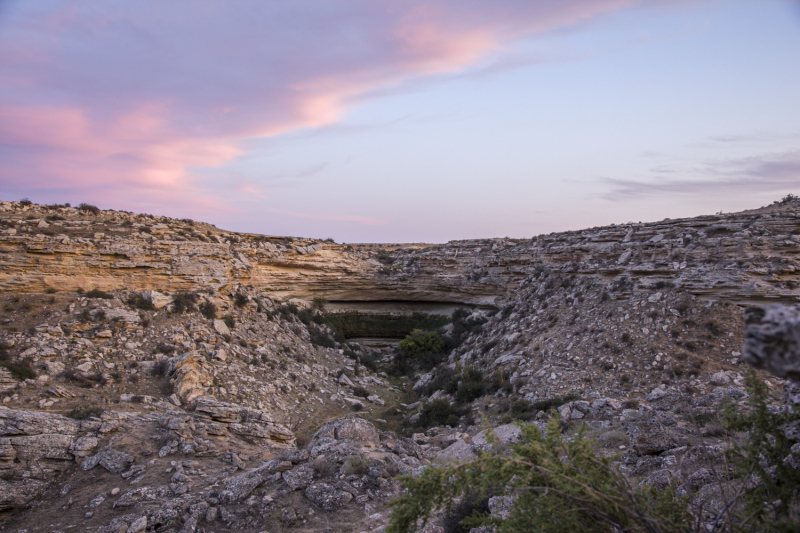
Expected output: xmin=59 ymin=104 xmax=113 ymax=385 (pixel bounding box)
xmin=470 ymin=424 xmax=522 ymax=452
xmin=627 ymin=420 xmax=693 ymax=455
xmin=283 ymin=463 xmax=314 ymax=491
xmin=213 ymin=319 xmax=231 ymax=336
xmin=304 ymin=482 xmax=353 ymax=511
xmin=436 ymin=439 xmax=475 ymax=463
xmin=310 ymin=414 xmax=380 ymax=449
xmin=143 ymin=290 xmax=172 ymax=309
xmin=194 ymin=397 xmax=295 ymax=446
xmin=81 ymin=449 xmax=133 ymax=474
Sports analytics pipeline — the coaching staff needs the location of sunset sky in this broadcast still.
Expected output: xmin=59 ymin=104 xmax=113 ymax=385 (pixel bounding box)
xmin=1 ymin=0 xmax=798 ymax=242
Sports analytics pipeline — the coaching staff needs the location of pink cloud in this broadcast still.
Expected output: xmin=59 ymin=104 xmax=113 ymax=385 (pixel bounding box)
xmin=0 ymin=0 xmax=688 ymax=211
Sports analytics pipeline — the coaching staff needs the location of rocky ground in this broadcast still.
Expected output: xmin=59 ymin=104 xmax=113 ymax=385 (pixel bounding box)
xmin=0 ymin=198 xmax=798 ymax=533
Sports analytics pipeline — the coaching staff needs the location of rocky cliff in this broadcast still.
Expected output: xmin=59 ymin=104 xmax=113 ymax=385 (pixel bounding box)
xmin=2 ymin=199 xmax=798 ymax=307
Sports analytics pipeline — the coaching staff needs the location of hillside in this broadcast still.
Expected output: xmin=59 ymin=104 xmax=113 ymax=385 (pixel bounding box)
xmin=0 ymin=197 xmax=798 ymax=533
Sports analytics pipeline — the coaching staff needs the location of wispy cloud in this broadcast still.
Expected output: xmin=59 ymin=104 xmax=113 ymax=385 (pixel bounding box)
xmin=600 ymin=149 xmax=800 ymax=200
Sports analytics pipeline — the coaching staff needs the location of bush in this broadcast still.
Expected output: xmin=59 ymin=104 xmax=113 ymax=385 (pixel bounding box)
xmin=200 ymin=301 xmax=217 ymax=319
xmin=309 ymin=326 xmax=336 ymax=348
xmin=85 ymin=288 xmax=113 ymax=299
xmin=399 ymin=330 xmax=445 ymax=359
xmin=155 ymin=343 xmax=176 ymax=355
xmin=489 ymin=369 xmax=513 ymax=394
xmin=127 ymin=295 xmax=154 ymax=310
xmin=455 ymin=366 xmax=485 ymax=404
xmin=172 ymin=291 xmax=197 ymax=314
xmin=233 ymin=292 xmax=248 ymax=308
xmin=223 ymin=316 xmax=235 ymax=329
xmin=2 ymin=359 xmax=36 ymax=380
xmin=78 ymin=203 xmax=100 ymax=215
xmin=342 ymin=456 xmax=370 ymax=476
xmin=352 ymin=386 xmax=370 ymax=398
xmin=19 ymin=198 xmax=32 ymax=206
xmin=152 ymin=359 xmax=171 ymax=377
xmin=388 ymin=417 xmax=690 ymax=533
xmin=530 ymin=394 xmax=579 ymax=412
xmin=66 ymin=405 xmax=104 ymax=420
xmin=417 ymin=399 xmax=462 ymax=429
xmin=311 ymin=457 xmax=338 ymax=478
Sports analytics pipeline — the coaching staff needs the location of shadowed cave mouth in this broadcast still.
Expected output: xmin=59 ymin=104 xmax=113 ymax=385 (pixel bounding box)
xmin=322 ymin=300 xmax=490 ymax=340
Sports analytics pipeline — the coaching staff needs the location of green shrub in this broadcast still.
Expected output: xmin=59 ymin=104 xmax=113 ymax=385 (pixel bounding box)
xmin=171 ymin=291 xmax=197 ymax=314
xmin=455 ymin=366 xmax=485 ymax=404
xmin=223 ymin=316 xmax=235 ymax=329
xmin=19 ymin=198 xmax=32 ymax=206
xmin=2 ymin=359 xmax=36 ymax=380
xmin=441 ymin=493 xmax=490 ymax=533
xmin=417 ymin=399 xmax=462 ymax=429
xmin=399 ymin=330 xmax=445 ymax=359
xmin=327 ymin=312 xmax=450 ymax=339
xmin=200 ymin=301 xmax=217 ymax=319
xmin=85 ymin=288 xmax=113 ymax=299
xmin=309 ymin=326 xmax=336 ymax=348
xmin=531 ymin=394 xmax=579 ymax=412
xmin=388 ymin=418 xmax=690 ymax=533
xmin=489 ymin=369 xmax=513 ymax=394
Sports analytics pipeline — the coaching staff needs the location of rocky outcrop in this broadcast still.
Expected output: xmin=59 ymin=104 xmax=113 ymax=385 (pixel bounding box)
xmin=194 ymin=396 xmax=295 ymax=447
xmin=742 ymin=304 xmax=800 ymax=381
xmin=1 ymin=199 xmax=798 ymax=308
xmin=0 ymin=408 xmax=99 ymax=510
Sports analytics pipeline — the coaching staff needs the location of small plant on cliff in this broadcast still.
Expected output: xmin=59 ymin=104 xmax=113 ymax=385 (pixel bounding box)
xmin=233 ymin=292 xmax=248 ymax=308
xmin=223 ymin=315 xmax=235 ymax=329
xmin=0 ymin=348 xmax=36 ymax=381
xmin=85 ymin=288 xmax=113 ymax=299
xmin=200 ymin=301 xmax=217 ymax=319
xmin=171 ymin=291 xmax=197 ymax=314
xmin=78 ymin=202 xmax=100 ymax=215
xmin=19 ymin=198 xmax=32 ymax=206
xmin=127 ymin=295 xmax=154 ymax=310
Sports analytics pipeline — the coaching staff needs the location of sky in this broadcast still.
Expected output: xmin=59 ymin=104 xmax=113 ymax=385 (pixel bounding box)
xmin=0 ymin=0 xmax=798 ymax=243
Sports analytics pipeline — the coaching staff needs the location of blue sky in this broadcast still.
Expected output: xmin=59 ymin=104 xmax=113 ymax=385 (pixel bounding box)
xmin=1 ymin=0 xmax=798 ymax=241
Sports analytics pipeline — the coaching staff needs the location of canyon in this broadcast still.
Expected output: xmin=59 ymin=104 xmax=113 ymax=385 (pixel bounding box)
xmin=0 ymin=197 xmax=798 ymax=533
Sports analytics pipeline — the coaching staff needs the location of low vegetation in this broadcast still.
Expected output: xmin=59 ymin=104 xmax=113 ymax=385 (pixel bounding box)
xmin=390 ymin=371 xmax=800 ymax=533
